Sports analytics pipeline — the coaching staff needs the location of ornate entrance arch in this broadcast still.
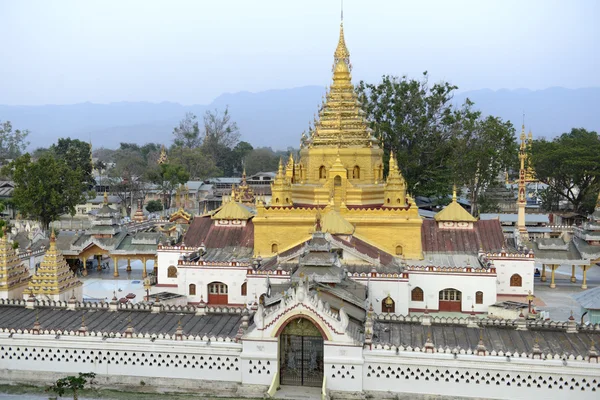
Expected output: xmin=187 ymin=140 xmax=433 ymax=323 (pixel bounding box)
xmin=279 ymin=317 xmax=324 ymax=387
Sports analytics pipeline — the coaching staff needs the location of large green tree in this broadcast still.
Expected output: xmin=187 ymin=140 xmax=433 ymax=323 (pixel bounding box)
xmin=530 ymin=128 xmax=600 ymax=214
xmin=51 ymin=138 xmax=94 ymax=186
xmin=0 ymin=120 xmax=30 ymax=163
xmin=453 ymin=114 xmax=517 ymax=216
xmin=3 ymin=154 xmax=86 ymax=230
xmin=148 ymin=163 xmax=190 ymax=209
xmin=357 ymin=73 xmax=517 ymax=204
xmin=169 ymin=146 xmax=220 ymax=179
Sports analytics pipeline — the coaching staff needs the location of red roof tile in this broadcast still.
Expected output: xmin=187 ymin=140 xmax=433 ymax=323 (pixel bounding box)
xmin=184 ymin=216 xmax=254 ymax=249
xmin=421 ymin=219 xmax=506 ymax=253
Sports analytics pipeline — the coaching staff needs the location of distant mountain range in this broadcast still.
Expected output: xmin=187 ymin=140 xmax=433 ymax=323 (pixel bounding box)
xmin=1 ymin=86 xmax=598 ymax=151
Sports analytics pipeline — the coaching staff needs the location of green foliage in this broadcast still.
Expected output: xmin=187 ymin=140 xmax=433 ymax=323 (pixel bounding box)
xmin=530 ymin=128 xmax=600 ymax=214
xmin=539 ymin=187 xmax=561 ymax=212
xmin=0 ymin=120 xmax=30 ymax=163
xmin=45 ymin=372 xmax=96 ymax=400
xmin=2 ymin=154 xmax=86 ymax=230
xmin=51 ymin=138 xmax=95 ymax=187
xmin=244 ymin=147 xmax=288 ymax=175
xmin=357 ymin=73 xmax=517 ymax=213
xmin=11 ymin=241 xmax=18 ymax=250
xmin=148 ymin=163 xmax=190 ymax=209
xmin=145 ymin=199 xmax=163 ymax=213
xmin=173 ymin=112 xmax=202 ymax=149
xmin=168 ymin=146 xmax=220 ymax=179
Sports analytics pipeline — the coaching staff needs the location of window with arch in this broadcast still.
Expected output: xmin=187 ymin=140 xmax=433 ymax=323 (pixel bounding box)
xmin=334 ymin=175 xmax=342 ymax=186
xmin=510 ymin=274 xmax=522 ymax=287
xmin=382 ymin=295 xmax=395 ymax=313
xmin=475 ymin=291 xmax=483 ymax=304
xmin=319 ymin=165 xmax=326 ymax=179
xmin=396 ymin=198 xmax=401 ymax=204
xmin=275 ymin=197 xmax=280 ymax=204
xmin=411 ymin=287 xmax=423 ymax=301
xmin=271 ymin=243 xmax=278 ymax=253
xmin=189 ymin=283 xmax=196 ymax=296
xmin=241 ymin=282 xmax=247 ymax=296
xmin=167 ymin=265 xmax=177 ymax=278
xmin=395 ymin=245 xmax=403 ymax=256
xmin=352 ymin=165 xmax=360 ymax=179
xmin=386 ymin=198 xmax=391 ymax=204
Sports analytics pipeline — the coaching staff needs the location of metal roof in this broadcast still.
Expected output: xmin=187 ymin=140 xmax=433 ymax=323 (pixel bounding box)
xmin=0 ymin=305 xmax=242 ymax=337
xmin=480 ymin=213 xmax=550 ymax=224
xmin=372 ymin=320 xmax=599 ymax=358
xmin=573 ymin=287 xmax=600 ymax=310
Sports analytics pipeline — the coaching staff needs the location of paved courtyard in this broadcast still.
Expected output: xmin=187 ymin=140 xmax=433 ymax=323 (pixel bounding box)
xmin=533 ymin=263 xmax=600 ymax=322
xmin=79 ymin=258 xmax=155 ymax=304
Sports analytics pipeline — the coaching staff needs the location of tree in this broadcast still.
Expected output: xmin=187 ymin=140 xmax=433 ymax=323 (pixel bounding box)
xmin=169 ymin=146 xmax=220 ymax=179
xmin=244 ymin=147 xmax=282 ymax=175
xmin=453 ymin=115 xmax=517 ymax=216
xmin=357 ymin=73 xmax=466 ymax=198
xmin=232 ymin=141 xmax=254 ymax=173
xmin=3 ymin=154 xmax=86 ymax=230
xmin=146 ymin=199 xmax=164 ymax=213
xmin=0 ymin=120 xmax=30 ymax=163
xmin=51 ymin=138 xmax=94 ymax=187
xmin=203 ymin=107 xmax=240 ymax=149
xmin=530 ymin=128 xmax=600 ymax=214
xmin=173 ymin=112 xmax=202 ymax=149
xmin=201 ymin=107 xmax=242 ymax=175
xmin=46 ymin=372 xmax=96 ymax=400
xmin=357 ymin=73 xmax=517 ymax=205
xmin=148 ymin=163 xmax=190 ymax=209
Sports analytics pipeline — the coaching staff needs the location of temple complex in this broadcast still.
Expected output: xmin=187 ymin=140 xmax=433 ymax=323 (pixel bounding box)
xmin=253 ymin=24 xmax=422 ymax=259
xmin=25 ymin=230 xmax=82 ymax=301
xmin=0 ymin=227 xmax=30 ymax=299
xmin=57 ymin=192 xmax=166 ymax=278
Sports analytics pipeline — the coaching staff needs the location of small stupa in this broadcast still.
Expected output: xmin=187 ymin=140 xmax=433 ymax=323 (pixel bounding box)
xmin=25 ymin=230 xmax=82 ymax=301
xmin=0 ymin=227 xmax=30 ymax=299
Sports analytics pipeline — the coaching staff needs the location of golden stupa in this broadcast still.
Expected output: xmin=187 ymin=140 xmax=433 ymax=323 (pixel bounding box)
xmin=0 ymin=227 xmax=30 ymax=299
xmin=26 ymin=230 xmax=82 ymax=301
xmin=252 ymin=23 xmax=423 ymax=259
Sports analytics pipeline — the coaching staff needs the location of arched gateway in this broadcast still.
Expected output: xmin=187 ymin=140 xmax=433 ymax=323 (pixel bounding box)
xmin=279 ymin=317 xmax=324 ymax=387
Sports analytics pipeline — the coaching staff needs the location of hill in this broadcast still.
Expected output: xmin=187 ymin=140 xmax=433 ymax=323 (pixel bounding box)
xmin=0 ymin=87 xmax=598 ymax=150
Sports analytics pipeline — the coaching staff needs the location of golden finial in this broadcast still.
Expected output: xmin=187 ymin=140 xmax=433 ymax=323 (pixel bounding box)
xmin=103 ymin=191 xmax=108 ymax=205
xmin=334 ymin=22 xmax=350 ymax=64
xmin=50 ymin=229 xmax=56 ymax=243
xmin=452 ymin=184 xmax=457 ymax=203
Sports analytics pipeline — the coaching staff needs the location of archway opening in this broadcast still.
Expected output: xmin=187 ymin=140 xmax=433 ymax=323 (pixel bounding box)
xmin=279 ymin=317 xmax=324 ymax=387
xmin=207 ymin=281 xmax=228 ymax=304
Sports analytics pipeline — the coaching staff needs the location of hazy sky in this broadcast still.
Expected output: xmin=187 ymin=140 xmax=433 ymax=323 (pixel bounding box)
xmin=1 ymin=0 xmax=598 ymax=105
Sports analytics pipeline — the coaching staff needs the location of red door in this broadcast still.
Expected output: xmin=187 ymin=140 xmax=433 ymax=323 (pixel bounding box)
xmin=438 ymin=289 xmax=462 ymax=312
xmin=208 ymin=282 xmax=228 ymax=305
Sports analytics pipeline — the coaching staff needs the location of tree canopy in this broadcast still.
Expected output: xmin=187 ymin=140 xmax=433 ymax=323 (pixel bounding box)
xmin=0 ymin=120 xmax=30 ymax=163
xmin=147 ymin=163 xmax=190 ymax=209
xmin=46 ymin=372 xmax=96 ymax=400
xmin=530 ymin=128 xmax=600 ymax=214
xmin=357 ymin=73 xmax=517 ymax=211
xmin=51 ymin=138 xmax=94 ymax=186
xmin=3 ymin=153 xmax=87 ymax=229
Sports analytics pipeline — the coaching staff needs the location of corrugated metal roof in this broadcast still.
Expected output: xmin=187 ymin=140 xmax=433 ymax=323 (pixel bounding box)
xmin=0 ymin=305 xmax=242 ymax=337
xmin=480 ymin=213 xmax=550 ymax=224
xmin=573 ymin=287 xmax=600 ymax=310
xmin=184 ymin=216 xmax=254 ymax=250
xmin=372 ymin=320 xmax=599 ymax=358
xmin=421 ymin=219 xmax=506 ymax=254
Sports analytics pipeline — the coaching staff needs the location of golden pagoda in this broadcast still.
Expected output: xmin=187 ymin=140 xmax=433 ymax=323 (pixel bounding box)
xmin=232 ymin=168 xmax=255 ymax=205
xmin=0 ymin=227 xmax=30 ymax=299
xmin=158 ymin=145 xmax=168 ymax=165
xmin=25 ymin=231 xmax=82 ymax=301
xmin=252 ymin=22 xmax=423 ymax=259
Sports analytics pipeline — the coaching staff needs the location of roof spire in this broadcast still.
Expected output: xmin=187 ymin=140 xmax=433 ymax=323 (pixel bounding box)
xmin=452 ymin=184 xmax=457 ymax=202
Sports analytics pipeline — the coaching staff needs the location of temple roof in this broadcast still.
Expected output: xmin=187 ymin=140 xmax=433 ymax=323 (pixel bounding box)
xmin=434 ymin=188 xmax=477 ymax=222
xmin=211 ymin=201 xmax=254 ymax=220
xmin=183 ymin=215 xmax=254 ymax=250
xmin=0 ymin=305 xmax=242 ymax=338
xmin=421 ymin=219 xmax=506 ymax=254
xmin=372 ymin=320 xmax=599 ymax=358
xmin=321 ymin=209 xmax=354 ymax=234
xmin=0 ymin=229 xmax=30 ymax=291
xmin=573 ymin=287 xmax=600 ymax=310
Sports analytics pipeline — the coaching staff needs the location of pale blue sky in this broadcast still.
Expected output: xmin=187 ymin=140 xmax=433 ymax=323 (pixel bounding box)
xmin=1 ymin=0 xmax=598 ymax=105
